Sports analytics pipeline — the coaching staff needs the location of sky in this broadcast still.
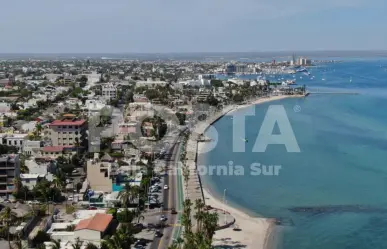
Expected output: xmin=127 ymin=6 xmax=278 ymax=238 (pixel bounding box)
xmin=1 ymin=0 xmax=386 ymax=53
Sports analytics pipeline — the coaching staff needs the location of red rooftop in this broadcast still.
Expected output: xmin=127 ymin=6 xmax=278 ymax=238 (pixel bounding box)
xmin=50 ymin=119 xmax=86 ymax=126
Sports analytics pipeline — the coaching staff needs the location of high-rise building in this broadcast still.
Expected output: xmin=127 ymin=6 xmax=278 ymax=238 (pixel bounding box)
xmin=0 ymin=154 xmax=20 ymax=197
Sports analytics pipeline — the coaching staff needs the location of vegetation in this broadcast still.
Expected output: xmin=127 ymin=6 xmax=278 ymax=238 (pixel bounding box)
xmin=169 ymin=199 xmax=219 ymax=249
xmin=101 ymin=225 xmax=136 ymax=249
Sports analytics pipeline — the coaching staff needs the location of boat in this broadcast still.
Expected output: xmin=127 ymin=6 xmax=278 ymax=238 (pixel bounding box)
xmin=286 ymin=79 xmax=296 ymax=85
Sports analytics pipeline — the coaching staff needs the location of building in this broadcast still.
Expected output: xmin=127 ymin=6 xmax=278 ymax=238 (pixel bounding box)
xmin=20 ymin=174 xmax=44 ymax=190
xmin=101 ymin=83 xmax=117 ymax=100
xmin=225 ymin=64 xmax=248 ymax=74
xmin=0 ymin=154 xmax=20 ymax=197
xmin=0 ymin=133 xmax=29 ymax=152
xmin=86 ymin=159 xmax=114 ymax=192
xmin=23 ymin=140 xmax=44 ymax=156
xmin=298 ymin=57 xmax=312 ymax=66
xmin=40 ymin=146 xmax=76 ymax=159
xmin=47 ymin=119 xmax=87 ymax=147
xmin=0 ymin=102 xmax=11 ymax=113
xmin=136 ymin=78 xmax=167 ymax=87
xmin=74 ymin=213 xmax=113 ymax=245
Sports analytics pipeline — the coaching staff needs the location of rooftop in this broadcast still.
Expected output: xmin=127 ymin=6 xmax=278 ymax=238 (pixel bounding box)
xmin=74 ymin=213 xmax=113 ymax=232
xmin=50 ymin=119 xmax=86 ymax=126
xmin=42 ymin=146 xmax=74 ymax=152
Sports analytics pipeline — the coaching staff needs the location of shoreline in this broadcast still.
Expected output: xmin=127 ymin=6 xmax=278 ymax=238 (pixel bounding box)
xmin=195 ymin=94 xmax=306 ymax=249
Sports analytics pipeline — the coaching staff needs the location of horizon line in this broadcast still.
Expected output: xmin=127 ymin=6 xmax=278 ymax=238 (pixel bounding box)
xmin=1 ymin=50 xmax=387 ymax=55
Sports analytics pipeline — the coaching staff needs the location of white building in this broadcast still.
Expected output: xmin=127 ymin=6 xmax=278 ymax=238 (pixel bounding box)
xmin=84 ymin=100 xmax=106 ymax=117
xmin=136 ymin=78 xmax=167 ymax=87
xmin=0 ymin=133 xmax=29 ymax=152
xmin=20 ymin=173 xmax=44 ymax=190
xmin=23 ymin=140 xmax=44 ymax=156
xmin=101 ymin=83 xmax=117 ymax=100
xmin=0 ymin=102 xmax=11 ymax=113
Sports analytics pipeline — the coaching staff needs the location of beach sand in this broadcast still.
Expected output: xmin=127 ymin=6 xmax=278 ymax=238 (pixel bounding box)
xmin=229 ymin=94 xmax=305 ymax=114
xmin=203 ymin=188 xmax=273 ymax=249
xmin=197 ymin=142 xmax=273 ymax=249
xmin=195 ymin=95 xmax=305 ymax=249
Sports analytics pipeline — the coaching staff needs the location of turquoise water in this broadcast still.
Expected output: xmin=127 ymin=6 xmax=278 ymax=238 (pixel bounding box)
xmin=200 ymin=59 xmax=387 ymax=249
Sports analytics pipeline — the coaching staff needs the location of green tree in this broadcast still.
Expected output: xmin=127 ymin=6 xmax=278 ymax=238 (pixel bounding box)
xmin=101 ymin=225 xmax=135 ymax=249
xmin=118 ymin=184 xmax=139 ymax=207
xmin=71 ymin=237 xmax=83 ymax=249
xmin=0 ymin=207 xmax=17 ymax=248
xmin=85 ymin=242 xmax=99 ymax=249
xmin=32 ymin=231 xmax=51 ymax=247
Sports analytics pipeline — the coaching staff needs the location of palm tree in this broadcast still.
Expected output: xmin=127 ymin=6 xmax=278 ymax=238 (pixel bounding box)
xmin=102 ymin=225 xmax=135 ymax=249
xmin=12 ymin=177 xmax=22 ymax=192
xmin=48 ymin=239 xmax=61 ymax=249
xmin=118 ymin=184 xmax=140 ymax=207
xmin=181 ymin=199 xmax=193 ymax=234
xmin=194 ymin=199 xmax=205 ymax=230
xmin=71 ymin=237 xmax=82 ymax=249
xmin=35 ymin=123 xmax=43 ymax=137
xmin=85 ymin=242 xmax=99 ymax=249
xmin=202 ymin=212 xmax=218 ymax=244
xmin=0 ymin=207 xmax=17 ymax=248
xmin=11 ymin=237 xmax=27 ymax=249
xmin=133 ymin=208 xmax=144 ymax=224
xmin=52 ymin=176 xmax=63 ymax=189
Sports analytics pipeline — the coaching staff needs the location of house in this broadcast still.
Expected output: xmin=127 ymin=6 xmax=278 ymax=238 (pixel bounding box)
xmin=74 ymin=213 xmax=113 ymax=244
xmin=20 ymin=174 xmax=44 ymax=190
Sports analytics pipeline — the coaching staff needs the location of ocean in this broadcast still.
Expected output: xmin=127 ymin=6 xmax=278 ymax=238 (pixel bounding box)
xmin=199 ymin=58 xmax=387 ymax=249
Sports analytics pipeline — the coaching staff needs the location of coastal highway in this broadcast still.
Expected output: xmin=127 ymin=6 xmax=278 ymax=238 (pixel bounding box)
xmin=150 ymin=135 xmax=183 ymax=249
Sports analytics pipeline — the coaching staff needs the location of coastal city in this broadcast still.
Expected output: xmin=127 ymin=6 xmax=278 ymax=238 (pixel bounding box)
xmin=2 ymin=0 xmax=387 ymax=248
xmin=0 ymin=55 xmax=309 ymax=249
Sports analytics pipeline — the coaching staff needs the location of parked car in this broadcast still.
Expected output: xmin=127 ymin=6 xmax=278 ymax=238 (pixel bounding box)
xmin=155 ymin=230 xmax=163 ymax=237
xmin=160 ymin=215 xmax=168 ymax=221
xmin=163 ymin=185 xmax=169 ymax=190
xmin=171 ymin=208 xmax=177 ymax=214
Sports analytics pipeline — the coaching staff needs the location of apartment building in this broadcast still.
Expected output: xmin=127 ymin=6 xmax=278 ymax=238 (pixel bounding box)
xmin=101 ymin=83 xmax=117 ymax=100
xmin=0 ymin=154 xmax=20 ymax=197
xmin=47 ymin=118 xmax=87 ymax=147
xmin=87 ymin=159 xmax=114 ymax=192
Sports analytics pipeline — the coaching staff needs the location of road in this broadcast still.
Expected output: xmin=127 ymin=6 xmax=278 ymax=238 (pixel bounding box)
xmin=150 ymin=137 xmax=183 ymax=249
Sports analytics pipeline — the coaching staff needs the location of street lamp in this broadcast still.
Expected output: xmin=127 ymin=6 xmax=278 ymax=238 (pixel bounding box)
xmin=223 ymin=189 xmax=227 ymax=225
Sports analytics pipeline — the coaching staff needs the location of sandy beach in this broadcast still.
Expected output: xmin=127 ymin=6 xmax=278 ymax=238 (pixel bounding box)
xmin=228 ymin=94 xmax=305 ymax=114
xmin=203 ymin=188 xmax=273 ymax=249
xmin=195 ymin=94 xmax=305 ymax=249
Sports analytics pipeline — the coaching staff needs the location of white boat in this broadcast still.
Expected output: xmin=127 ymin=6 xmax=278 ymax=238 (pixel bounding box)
xmin=286 ymin=79 xmax=296 ymax=85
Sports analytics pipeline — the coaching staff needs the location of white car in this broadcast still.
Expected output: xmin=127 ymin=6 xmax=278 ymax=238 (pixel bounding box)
xmin=163 ymin=185 xmax=169 ymax=190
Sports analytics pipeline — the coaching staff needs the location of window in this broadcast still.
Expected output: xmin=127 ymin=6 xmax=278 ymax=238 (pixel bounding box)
xmin=69 ymin=126 xmax=73 ymax=129
xmin=25 ymin=179 xmax=30 ymax=183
